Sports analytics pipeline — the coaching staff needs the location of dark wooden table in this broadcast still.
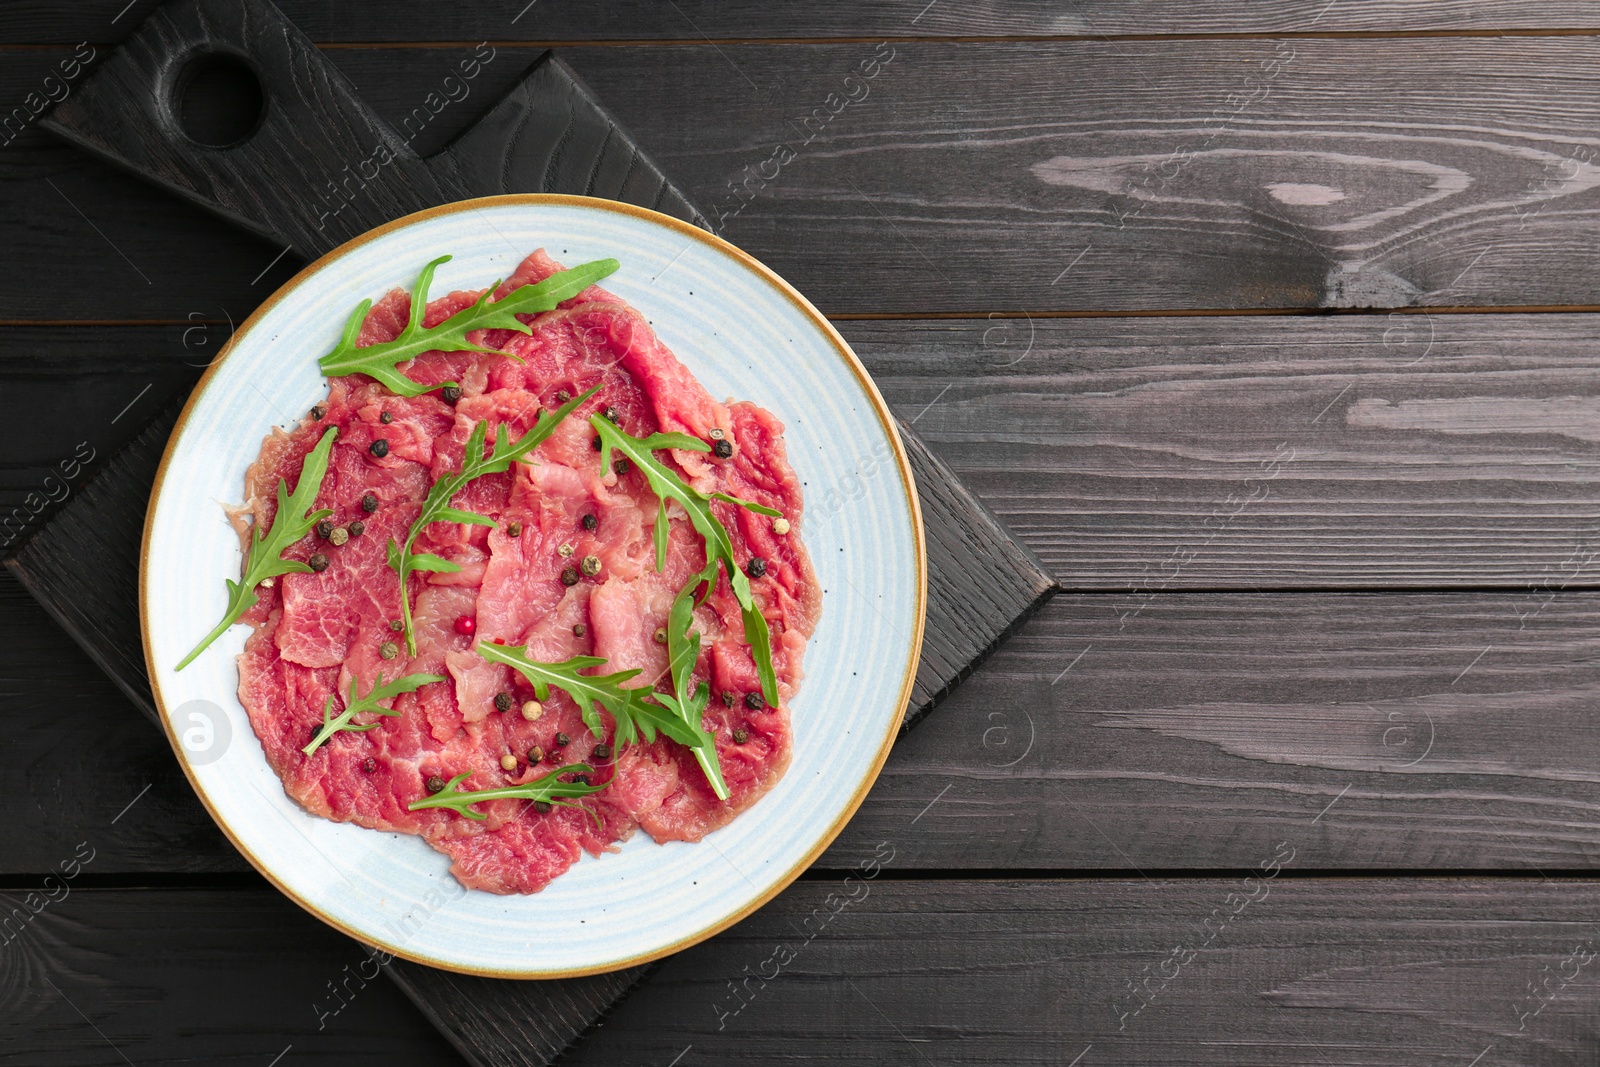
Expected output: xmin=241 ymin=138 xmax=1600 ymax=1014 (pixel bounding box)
xmin=9 ymin=3 xmax=1600 ymax=1063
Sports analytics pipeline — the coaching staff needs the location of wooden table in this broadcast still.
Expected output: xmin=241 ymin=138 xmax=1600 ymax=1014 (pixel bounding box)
xmin=8 ymin=3 xmax=1600 ymax=1063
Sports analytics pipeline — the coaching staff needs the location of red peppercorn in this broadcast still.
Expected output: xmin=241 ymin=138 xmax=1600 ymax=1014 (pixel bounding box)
xmin=454 ymin=615 xmax=476 ymax=636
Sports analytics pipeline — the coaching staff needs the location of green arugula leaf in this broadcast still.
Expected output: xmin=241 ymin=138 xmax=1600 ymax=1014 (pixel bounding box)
xmin=476 ymin=644 xmax=701 ymax=748
xmin=650 ymin=561 xmax=731 ymax=800
xmin=317 ymin=255 xmax=621 ymax=397
xmin=176 ymin=425 xmax=339 ymax=671
xmin=302 ymin=671 xmax=445 ymax=756
xmin=591 ymin=417 xmax=782 ymax=705
xmin=390 ymin=385 xmax=599 ymax=654
xmin=407 ymin=764 xmax=605 ymax=822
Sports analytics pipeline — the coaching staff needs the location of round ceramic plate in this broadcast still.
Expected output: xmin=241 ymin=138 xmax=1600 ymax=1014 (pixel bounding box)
xmin=141 ymin=195 xmax=925 ymax=978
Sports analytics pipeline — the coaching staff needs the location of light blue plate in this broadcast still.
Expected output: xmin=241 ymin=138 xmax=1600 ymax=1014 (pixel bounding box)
xmin=141 ymin=195 xmax=925 ymax=977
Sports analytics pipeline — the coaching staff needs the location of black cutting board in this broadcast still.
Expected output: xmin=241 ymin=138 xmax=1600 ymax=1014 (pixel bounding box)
xmin=8 ymin=0 xmax=1057 ymax=1063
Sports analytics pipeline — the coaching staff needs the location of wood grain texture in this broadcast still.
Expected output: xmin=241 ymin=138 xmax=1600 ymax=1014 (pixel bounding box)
xmin=0 ymin=887 xmax=466 ymax=1066
xmin=9 ymin=1 xmax=1600 ymax=44
xmin=11 ymin=586 xmax=1600 ymax=875
xmin=566 ymin=877 xmax=1600 ymax=1067
xmin=17 ymin=37 xmax=1600 ymax=316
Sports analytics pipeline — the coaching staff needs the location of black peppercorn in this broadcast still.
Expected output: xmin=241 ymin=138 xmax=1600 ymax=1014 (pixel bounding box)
xmin=555 ymin=732 xmax=571 ymax=747
xmin=604 ymin=406 xmax=620 ymax=422
xmin=732 ymin=727 xmax=749 ymax=745
xmin=361 ymin=493 xmax=379 ymax=513
xmin=361 ymin=757 xmax=377 ymax=774
xmin=441 ymin=385 xmax=463 ymax=405
xmin=613 ymin=458 xmax=631 ymax=475
xmin=494 ymin=691 xmax=513 ymax=713
xmin=308 ymin=553 xmax=330 ymax=573
xmin=560 ymin=565 xmax=580 ymax=586
xmin=347 ymin=520 xmax=365 ymax=537
xmin=573 ymin=623 xmax=588 ymax=637
xmin=572 ymin=773 xmax=590 ymax=786
xmin=534 ymin=800 xmax=552 ymax=813
xmin=747 ymin=557 xmax=767 ymax=579
xmin=379 ymin=410 xmax=393 ymax=424
xmin=369 ymin=438 xmax=389 ymax=458
xmin=581 ymin=513 xmax=598 ymax=531
xmin=592 ymin=743 xmax=611 ymax=761
xmin=591 ymin=435 xmax=603 ymax=452
xmin=713 ymin=439 xmax=733 ymax=459
xmin=426 ymin=775 xmax=446 ymax=794
xmin=310 ymin=405 xmax=326 ymax=420
xmin=721 ymin=690 xmax=735 ymax=707
xmin=315 ymin=519 xmax=334 ymax=539
xmin=556 ymin=389 xmax=572 ymax=403
xmin=527 ymin=745 xmax=545 ymax=764
xmin=744 ymin=691 xmax=766 ymax=711
xmin=507 ymin=521 xmax=522 ymax=537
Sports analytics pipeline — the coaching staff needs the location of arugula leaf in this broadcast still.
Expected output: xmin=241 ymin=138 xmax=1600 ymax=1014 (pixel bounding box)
xmin=176 ymin=425 xmax=339 ymax=671
xmin=407 ymin=764 xmax=605 ymax=822
xmin=317 ymin=255 xmax=621 ymax=397
xmin=302 ymin=671 xmax=444 ymax=756
xmin=650 ymin=561 xmax=731 ymax=800
xmin=389 ymin=385 xmax=599 ymax=654
xmin=591 ymin=418 xmax=782 ymax=705
xmin=476 ymin=644 xmax=701 ymax=748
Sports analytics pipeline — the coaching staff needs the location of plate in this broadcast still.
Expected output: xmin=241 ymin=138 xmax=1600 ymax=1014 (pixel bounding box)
xmin=140 ymin=195 xmax=925 ymax=977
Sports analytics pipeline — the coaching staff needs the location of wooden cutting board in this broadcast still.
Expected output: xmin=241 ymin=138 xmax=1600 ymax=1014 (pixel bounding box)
xmin=7 ymin=0 xmax=1056 ymax=1063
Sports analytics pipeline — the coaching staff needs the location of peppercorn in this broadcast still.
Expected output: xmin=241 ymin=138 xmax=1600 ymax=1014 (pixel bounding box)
xmin=744 ymin=691 xmax=765 ymax=711
xmin=571 ymin=774 xmax=590 ymax=786
xmin=572 ymin=623 xmax=587 ymax=637
xmin=581 ymin=513 xmax=598 ymax=531
xmin=427 ymin=775 xmax=446 ymax=794
xmin=592 ymin=744 xmax=611 ymax=760
xmin=388 ymin=619 xmax=403 ymax=632
xmin=500 ymin=753 xmax=518 ymax=771
xmin=361 ymin=757 xmax=377 ymax=774
xmin=555 ymin=732 xmax=570 ymax=747
xmin=653 ymin=627 xmax=668 ymax=645
xmin=712 ymin=439 xmax=733 ymax=459
xmin=494 ymin=691 xmax=513 ymax=712
xmin=556 ymin=389 xmax=572 ymax=403
xmin=721 ymin=690 xmax=735 ymax=707
xmin=380 ymin=410 xmax=393 ymax=424
xmin=558 ymin=543 xmax=575 ymax=558
xmin=379 ymin=641 xmax=398 ymax=660
xmin=560 ymin=566 xmax=580 ymax=586
xmin=315 ymin=519 xmax=334 ymax=539
xmin=362 ymin=493 xmax=380 ymax=513
xmin=591 ymin=435 xmax=603 ymax=452
xmin=328 ymin=526 xmax=349 ymax=547
xmin=732 ymin=727 xmax=749 ymax=745
xmin=441 ymin=385 xmax=463 ymax=404
xmin=604 ymin=405 xmax=620 ymax=422
xmin=613 ymin=458 xmax=631 ymax=475
xmin=369 ymin=438 xmax=389 ymax=458
xmin=580 ymin=554 xmax=601 ymax=577
xmin=454 ymin=615 xmax=475 ymax=636
xmin=507 ymin=521 xmax=522 ymax=537
xmin=347 ymin=520 xmax=365 ymax=537
xmin=526 ymin=745 xmax=545 ymax=763
xmin=709 ymin=428 xmax=726 ymax=441
xmin=746 ymin=557 xmax=767 ymax=578
xmin=308 ymin=553 xmax=330 ymax=572
xmin=311 ymin=405 xmax=327 ymax=420
xmin=521 ymin=700 xmax=543 ymax=722
xmin=534 ymin=800 xmax=552 ymax=813
xmin=772 ymin=517 xmax=791 ymax=536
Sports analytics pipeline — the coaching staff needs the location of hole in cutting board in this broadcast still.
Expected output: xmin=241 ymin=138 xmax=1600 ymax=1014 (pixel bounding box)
xmin=174 ymin=53 xmax=264 ymax=148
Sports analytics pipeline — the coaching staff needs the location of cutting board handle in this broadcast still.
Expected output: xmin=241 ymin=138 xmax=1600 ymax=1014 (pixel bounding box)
xmin=44 ymin=0 xmax=459 ymax=257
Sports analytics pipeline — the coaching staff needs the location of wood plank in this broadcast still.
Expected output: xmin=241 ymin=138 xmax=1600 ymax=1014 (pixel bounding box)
xmin=0 ymin=886 xmax=466 ymax=1065
xmin=11 ymin=586 xmax=1600 ymax=875
xmin=14 ymin=310 xmax=1600 ymax=589
xmin=14 ymin=37 xmax=1600 ymax=316
xmin=9 ymin=1 xmax=1600 ymax=44
xmin=565 ymin=877 xmax=1600 ymax=1066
